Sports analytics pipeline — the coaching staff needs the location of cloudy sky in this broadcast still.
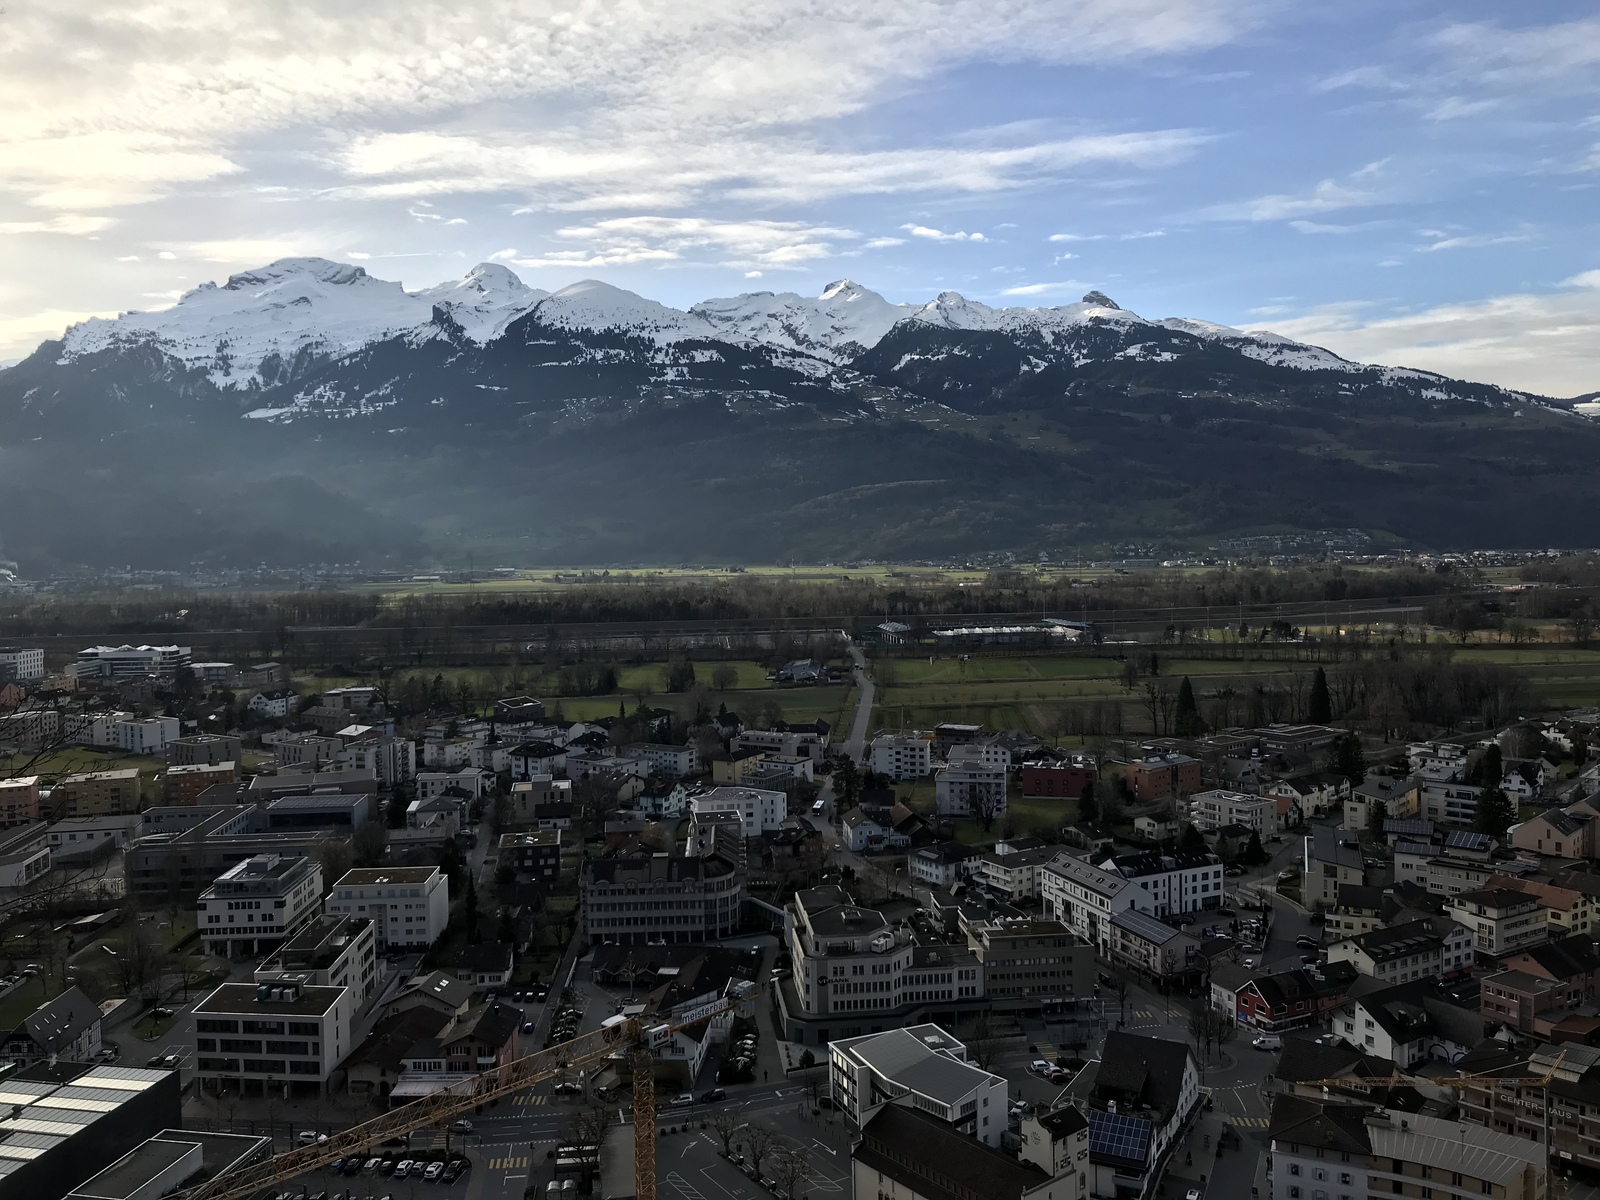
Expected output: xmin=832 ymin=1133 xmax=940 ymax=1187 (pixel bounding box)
xmin=2 ymin=0 xmax=1597 ymax=395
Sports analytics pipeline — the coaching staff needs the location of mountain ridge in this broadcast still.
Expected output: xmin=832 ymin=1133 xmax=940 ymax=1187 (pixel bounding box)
xmin=3 ymin=255 xmax=1596 ymax=572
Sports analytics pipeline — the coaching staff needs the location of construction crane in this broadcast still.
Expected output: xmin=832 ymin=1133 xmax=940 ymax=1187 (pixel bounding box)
xmin=1290 ymin=1049 xmax=1569 ymax=1151
xmin=176 ymin=990 xmax=750 ymax=1200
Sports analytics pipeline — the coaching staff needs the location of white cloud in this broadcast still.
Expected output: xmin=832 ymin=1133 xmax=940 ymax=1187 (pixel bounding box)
xmin=1001 ymin=281 xmax=1084 ymax=296
xmin=903 ymin=224 xmax=986 ymax=242
xmin=1244 ymin=273 xmax=1600 ymax=398
xmin=1417 ymin=230 xmax=1533 ymax=252
xmin=862 ymin=237 xmax=905 ymax=249
xmin=503 ymin=215 xmax=863 ymax=270
xmin=0 ymin=214 xmax=115 ymax=236
xmin=1290 ymin=220 xmax=1362 ymax=234
xmin=1230 ymin=178 xmax=1377 ymax=222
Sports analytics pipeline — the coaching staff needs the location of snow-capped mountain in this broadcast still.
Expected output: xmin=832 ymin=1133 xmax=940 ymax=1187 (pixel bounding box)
xmin=42 ymin=255 xmax=1411 ymax=390
xmin=58 ymin=258 xmax=546 ymax=389
xmin=691 ymin=279 xmax=916 ymax=362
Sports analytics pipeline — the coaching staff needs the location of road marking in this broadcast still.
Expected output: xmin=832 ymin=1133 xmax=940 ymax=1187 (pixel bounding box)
xmin=812 ymin=1139 xmax=837 ymax=1156
xmin=488 ymin=1155 xmax=530 ymax=1169
xmin=667 ymin=1170 xmax=709 ymax=1200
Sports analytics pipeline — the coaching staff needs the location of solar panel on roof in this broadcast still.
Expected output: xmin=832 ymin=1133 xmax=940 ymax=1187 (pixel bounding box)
xmin=1446 ymin=831 xmax=1491 ymax=851
xmin=1088 ymin=1109 xmax=1152 ymax=1164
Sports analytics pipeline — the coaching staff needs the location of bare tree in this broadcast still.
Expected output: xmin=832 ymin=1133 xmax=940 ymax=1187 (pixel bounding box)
xmin=966 ymin=1010 xmax=1003 ymax=1071
xmin=740 ymin=1124 xmax=778 ymax=1179
xmin=571 ymin=1101 xmax=614 ymax=1147
xmin=709 ymin=1108 xmax=742 ymax=1156
xmin=768 ymin=1144 xmax=808 ymax=1199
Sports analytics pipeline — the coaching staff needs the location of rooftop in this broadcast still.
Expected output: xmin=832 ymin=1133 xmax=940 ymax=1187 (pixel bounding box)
xmin=834 ymin=1026 xmax=996 ymax=1106
xmin=194 ymin=982 xmax=344 ymax=1017
xmin=335 ymin=866 xmax=441 ymax=886
xmin=854 ymin=1105 xmax=1048 ymax=1200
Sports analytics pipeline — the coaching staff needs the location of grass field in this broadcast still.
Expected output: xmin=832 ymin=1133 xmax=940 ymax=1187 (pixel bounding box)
xmin=0 ymin=746 xmax=166 ymax=793
xmin=867 ymin=641 xmax=1600 ymax=739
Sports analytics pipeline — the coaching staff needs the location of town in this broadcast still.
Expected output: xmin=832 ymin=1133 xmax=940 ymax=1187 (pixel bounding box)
xmin=0 ymin=596 xmax=1597 ymax=1200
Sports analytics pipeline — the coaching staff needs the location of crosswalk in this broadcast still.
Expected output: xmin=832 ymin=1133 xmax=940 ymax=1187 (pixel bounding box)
xmin=512 ymin=1093 xmax=550 ymax=1107
xmin=489 ymin=1155 xmax=530 ymax=1170
xmin=1230 ymin=1116 xmax=1270 ymax=1129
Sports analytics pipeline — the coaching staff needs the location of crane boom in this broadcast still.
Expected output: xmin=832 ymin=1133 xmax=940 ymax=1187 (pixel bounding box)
xmin=174 ymin=990 xmax=749 ymax=1200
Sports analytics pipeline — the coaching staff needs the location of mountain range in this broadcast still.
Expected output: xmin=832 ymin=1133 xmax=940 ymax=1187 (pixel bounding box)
xmin=2 ymin=257 xmax=1596 ymax=570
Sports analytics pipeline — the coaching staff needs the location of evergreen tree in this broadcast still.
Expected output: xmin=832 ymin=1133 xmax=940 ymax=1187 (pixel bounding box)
xmin=1308 ymin=667 xmax=1332 ymax=724
xmin=1367 ymin=796 xmax=1387 ymax=842
xmin=1180 ymin=823 xmax=1206 ymax=850
xmin=463 ymin=874 xmax=481 ymax=943
xmin=1477 ymin=743 xmax=1504 ymax=789
xmin=1174 ymin=676 xmax=1203 ymax=737
xmin=1243 ymin=831 xmax=1267 ymax=865
xmin=1078 ymin=779 xmax=1099 ymax=824
xmin=1335 ymin=733 xmax=1367 ymax=785
xmin=1474 ymin=787 xmax=1515 ymax=838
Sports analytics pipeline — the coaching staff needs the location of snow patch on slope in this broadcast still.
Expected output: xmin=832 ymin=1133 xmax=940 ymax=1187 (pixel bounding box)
xmin=907 ymin=290 xmax=1142 ymax=339
xmin=417 ymin=262 xmax=549 ymax=343
xmin=529 ymin=280 xmax=721 ymax=345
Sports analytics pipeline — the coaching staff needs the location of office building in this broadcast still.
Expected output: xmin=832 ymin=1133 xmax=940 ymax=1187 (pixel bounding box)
xmin=197 ymin=854 xmax=324 ymax=959
xmin=967 ymin=919 xmax=1093 ymax=1000
xmin=0 ymin=649 xmax=44 ymax=682
xmin=0 ymin=823 xmax=51 ymax=890
xmin=255 ymin=915 xmax=378 ymax=1008
xmin=46 ymin=814 xmax=142 ymax=862
xmin=324 ymin=866 xmax=450 ymax=950
xmin=124 ymin=806 xmax=333 ymax=897
xmin=193 ymin=977 xmax=354 ymax=1095
xmin=579 ymin=853 xmax=742 ymax=945
xmin=71 ymin=645 xmax=190 ymax=680
xmin=830 ymin=1024 xmax=1009 ymax=1147
xmin=161 ymin=761 xmax=238 ymax=805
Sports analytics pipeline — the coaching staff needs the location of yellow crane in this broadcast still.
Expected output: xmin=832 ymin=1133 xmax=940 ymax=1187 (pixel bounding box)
xmin=176 ymin=994 xmax=746 ymax=1200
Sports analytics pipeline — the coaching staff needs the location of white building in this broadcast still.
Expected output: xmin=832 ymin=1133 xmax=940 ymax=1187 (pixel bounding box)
xmin=47 ymin=813 xmax=143 ymax=858
xmin=1418 ymin=779 xmax=1483 ymax=827
xmin=946 ymin=741 xmax=1013 ymax=772
xmin=830 ymin=1024 xmax=1009 ymax=1147
xmin=732 ymin=727 xmax=828 ymax=762
xmin=870 ymin=734 xmax=933 ymax=781
xmin=1040 ymin=853 xmax=1152 ymax=951
xmin=1407 ymin=741 xmax=1470 ymax=780
xmin=325 ymin=865 xmax=450 ymax=950
xmin=0 ymin=648 xmax=44 ymax=681
xmin=1098 ymin=849 xmax=1226 ymax=918
xmin=116 ymin=714 xmax=180 ymax=756
xmin=1189 ymin=788 xmax=1279 ymax=834
xmin=72 ymin=644 xmax=191 ymax=680
xmin=909 ymin=842 xmax=984 ymax=887
xmin=688 ymin=785 xmax=788 ymax=837
xmin=625 ymin=743 xmax=699 ymax=779
xmin=247 ymin=690 xmax=300 ymax=719
xmin=193 ymin=978 xmax=353 ymax=1094
xmin=1325 ymin=917 xmax=1475 ymax=984
xmin=198 ymin=854 xmax=324 ymax=959
xmin=255 ymin=915 xmax=379 ymax=1009
xmin=63 ymin=710 xmax=130 ymax=747
xmin=415 ymin=767 xmax=491 ymax=802
xmin=935 ymin=762 xmax=1008 ymax=818
xmin=337 ymin=732 xmax=416 ymax=785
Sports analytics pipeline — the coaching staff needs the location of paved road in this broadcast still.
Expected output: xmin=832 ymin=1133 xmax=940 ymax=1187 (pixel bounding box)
xmin=841 ymin=641 xmax=874 ymax=763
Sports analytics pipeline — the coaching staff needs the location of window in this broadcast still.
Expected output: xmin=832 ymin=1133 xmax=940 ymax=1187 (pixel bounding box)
xmin=1341 ymin=1175 xmax=1353 ymax=1185
xmin=1291 ymin=1165 xmax=1302 ymax=1177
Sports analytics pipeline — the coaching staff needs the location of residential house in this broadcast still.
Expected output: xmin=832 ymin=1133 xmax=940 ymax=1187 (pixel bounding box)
xmin=0 ymin=986 xmax=102 ymax=1067
xmin=852 ymin=1105 xmax=1069 ymax=1200
xmin=870 ymin=733 xmax=934 ymax=781
xmin=1502 ymin=760 xmax=1546 ymax=803
xmin=1125 ymin=753 xmax=1202 ymax=801
xmin=624 ymin=743 xmax=698 ymax=779
xmin=1235 ymin=963 xmax=1359 ymax=1032
xmin=509 ymin=740 xmax=567 ymax=781
xmin=1304 ymin=826 xmax=1366 ymax=908
xmin=1511 ymin=807 xmax=1596 ymax=859
xmin=382 ymin=970 xmax=473 ymax=1023
xmin=1326 ymin=918 xmax=1475 ymax=985
xmin=909 ymin=842 xmax=984 ymax=888
xmin=935 ymin=761 xmax=1008 ymax=818
xmin=1485 ymin=875 xmax=1594 ymax=938
xmin=454 ymin=942 xmax=514 ymax=991
xmin=979 ymin=844 xmax=1064 ymax=903
xmin=1445 ymin=888 xmax=1548 ymax=955
xmin=1328 ymin=980 xmax=1486 ymax=1067
xmin=247 ymin=690 xmax=299 ymax=720
xmin=1344 ymin=774 xmax=1419 ymax=831
xmin=1190 ymin=788 xmax=1280 ymax=835
xmin=842 ymin=807 xmax=908 ymax=854
xmin=1108 ymin=908 xmax=1200 ymax=982
xmin=1079 ymin=1031 xmax=1201 ymax=1200
xmin=1040 ymin=853 xmax=1153 ymax=952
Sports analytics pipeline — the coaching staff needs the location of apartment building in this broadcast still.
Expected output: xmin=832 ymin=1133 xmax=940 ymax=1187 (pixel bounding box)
xmin=52 ymin=768 xmax=142 ymax=817
xmin=0 ymin=705 xmax=60 ymax=750
xmin=1326 ymin=917 xmax=1474 ymax=984
xmin=830 ymin=1024 xmax=1009 ymax=1147
xmin=161 ymin=761 xmax=239 ymax=805
xmin=1511 ymin=807 xmax=1596 ymax=859
xmin=117 ymin=715 xmax=180 ymax=756
xmin=688 ymin=785 xmax=788 ymax=837
xmin=934 ymin=762 xmax=1008 ymax=819
xmin=968 ymin=919 xmax=1093 ymax=1000
xmin=324 ymin=866 xmax=450 ymax=950
xmin=732 ymin=726 xmax=829 ymax=762
xmin=1189 ymin=788 xmax=1280 ymax=834
xmin=1099 ymin=849 xmax=1225 ymax=918
xmin=909 ymin=841 xmax=984 ymax=887
xmin=979 ymin=845 xmax=1064 ymax=902
xmin=1020 ymin=757 xmax=1098 ymax=799
xmin=579 ymin=852 xmax=742 ymax=945
xmin=1084 ymin=1032 xmax=1202 ymax=1200
xmin=497 ymin=831 xmax=561 ymax=880
xmin=1305 ymin=826 xmax=1366 ymax=908
xmin=1269 ymin=1098 xmax=1545 ymax=1200
xmin=1458 ymin=1042 xmax=1600 ymax=1169
xmin=946 ymin=740 xmax=1012 ymax=772
xmin=193 ymin=978 xmax=353 ymax=1094
xmin=1418 ymin=779 xmax=1484 ymax=827
xmin=506 ymin=775 xmax=574 ymax=827
xmin=1040 ymin=853 xmax=1152 ymax=951
xmin=198 ymin=854 xmax=324 ymax=959
xmin=869 ymin=733 xmax=934 ymax=781
xmin=1445 ymin=889 xmax=1548 ymax=955
xmin=1125 ymin=753 xmax=1202 ymax=801
xmin=1109 ymin=908 xmax=1201 ymax=981
xmin=0 ymin=776 xmax=40 ymax=826
xmin=624 ymin=743 xmax=698 ymax=779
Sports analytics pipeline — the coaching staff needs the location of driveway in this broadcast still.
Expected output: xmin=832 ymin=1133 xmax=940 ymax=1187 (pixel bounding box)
xmin=841 ymin=641 xmax=874 ymax=763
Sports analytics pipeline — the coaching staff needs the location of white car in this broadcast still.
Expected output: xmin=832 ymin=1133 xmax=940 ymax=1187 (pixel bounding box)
xmin=1029 ymin=1059 xmax=1052 ymax=1076
xmin=1187 ymin=1189 xmax=1202 ymax=1200
xmin=296 ymin=1131 xmax=328 ymax=1145
xmin=670 ymin=1092 xmax=695 ymax=1107
xmin=423 ymin=1161 xmax=445 ymax=1181
xmin=451 ymin=1118 xmax=473 ymax=1133
xmin=394 ymin=1160 xmax=414 ymax=1178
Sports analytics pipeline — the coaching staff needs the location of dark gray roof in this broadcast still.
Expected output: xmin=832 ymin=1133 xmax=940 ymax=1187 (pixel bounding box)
xmin=1267 ymin=1094 xmax=1373 ymax=1153
xmin=21 ymin=985 xmax=100 ymax=1050
xmin=854 ymin=1105 xmax=1049 ymax=1200
xmin=1092 ymin=1031 xmax=1192 ymax=1126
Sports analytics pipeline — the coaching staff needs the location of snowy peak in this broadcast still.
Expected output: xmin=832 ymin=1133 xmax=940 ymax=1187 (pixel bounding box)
xmin=691 ymin=279 xmax=913 ymax=361
xmin=907 ymin=289 xmax=1141 ymax=337
xmin=530 ymin=280 xmax=718 ymax=343
xmin=418 ymin=263 xmax=549 ymax=344
xmin=223 ymin=257 xmax=377 ymax=290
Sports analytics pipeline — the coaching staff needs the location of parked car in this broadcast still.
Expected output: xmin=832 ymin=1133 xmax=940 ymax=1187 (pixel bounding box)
xmin=1224 ymin=866 xmax=1245 ymax=877
xmin=1029 ymin=1059 xmax=1052 ymax=1076
xmin=326 ymin=1160 xmax=345 ymax=1175
xmin=553 ymin=1081 xmax=582 ymax=1096
xmin=297 ymin=1131 xmax=327 ymax=1145
xmin=1296 ymin=935 xmax=1319 ymax=949
xmin=1243 ymin=957 xmax=1258 ymax=969
xmin=1252 ymin=1035 xmax=1282 ymax=1051
xmin=423 ymin=1162 xmax=445 ymax=1181
xmin=701 ymin=1088 xmax=726 ymax=1103
xmin=1187 ymin=1189 xmax=1202 ymax=1200
xmin=362 ymin=1157 xmax=383 ymax=1174
xmin=441 ymin=1162 xmax=462 ymax=1183
xmin=394 ymin=1161 xmax=413 ymax=1179
xmin=670 ymin=1093 xmax=695 ymax=1107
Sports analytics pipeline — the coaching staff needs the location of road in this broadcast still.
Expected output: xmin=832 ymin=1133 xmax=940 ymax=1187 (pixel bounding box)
xmin=841 ymin=640 xmax=873 ymax=763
